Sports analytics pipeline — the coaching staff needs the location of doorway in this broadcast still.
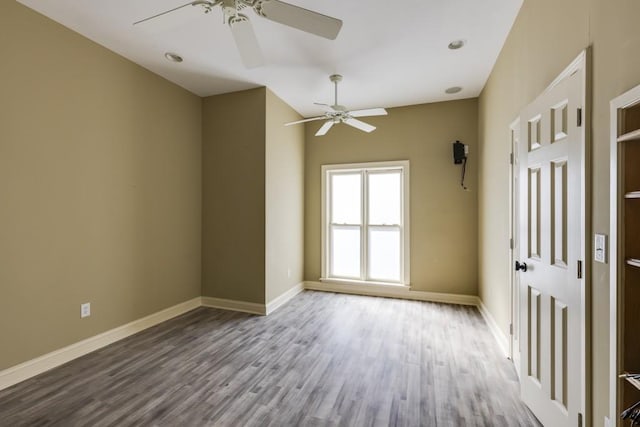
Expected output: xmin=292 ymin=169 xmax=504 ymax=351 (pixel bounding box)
xmin=511 ymin=50 xmax=590 ymax=427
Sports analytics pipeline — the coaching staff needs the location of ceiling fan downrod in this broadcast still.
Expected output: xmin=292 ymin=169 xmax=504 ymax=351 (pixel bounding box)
xmin=329 ymin=74 xmax=342 ymax=108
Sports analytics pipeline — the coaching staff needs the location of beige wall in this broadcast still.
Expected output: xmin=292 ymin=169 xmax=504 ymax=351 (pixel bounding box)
xmin=202 ymin=88 xmax=267 ymax=304
xmin=265 ymin=90 xmax=304 ymax=303
xmin=305 ymin=99 xmax=479 ymax=295
xmin=0 ymin=2 xmax=202 ymax=370
xmin=478 ymin=0 xmax=640 ymax=423
xmin=202 ymin=88 xmax=305 ymax=305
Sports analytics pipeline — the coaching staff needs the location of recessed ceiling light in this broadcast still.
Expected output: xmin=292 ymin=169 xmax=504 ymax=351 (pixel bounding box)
xmin=164 ymin=52 xmax=183 ymax=63
xmin=448 ymin=40 xmax=466 ymax=50
xmin=445 ymin=86 xmax=463 ymax=94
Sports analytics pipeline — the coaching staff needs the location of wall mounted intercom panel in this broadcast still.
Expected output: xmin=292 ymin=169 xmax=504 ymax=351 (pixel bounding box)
xmin=452 ymin=140 xmax=469 ymax=190
xmin=453 ymin=140 xmax=468 ymax=164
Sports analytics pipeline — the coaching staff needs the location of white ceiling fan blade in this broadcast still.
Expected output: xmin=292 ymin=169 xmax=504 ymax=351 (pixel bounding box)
xmin=228 ymin=15 xmax=264 ymax=68
xmin=344 ymin=118 xmax=376 ymax=133
xmin=256 ymin=0 xmax=343 ymax=40
xmin=284 ymin=116 xmax=326 ymax=126
xmin=315 ymin=121 xmax=334 ymax=136
xmin=133 ymin=1 xmax=214 ymax=32
xmin=349 ymin=108 xmax=388 ymax=118
xmin=133 ymin=1 xmax=195 ymax=25
xmin=314 ymin=102 xmax=339 ymax=111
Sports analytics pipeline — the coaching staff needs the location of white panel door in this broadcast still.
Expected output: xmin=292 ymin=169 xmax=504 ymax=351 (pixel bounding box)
xmin=517 ymin=68 xmax=584 ymax=427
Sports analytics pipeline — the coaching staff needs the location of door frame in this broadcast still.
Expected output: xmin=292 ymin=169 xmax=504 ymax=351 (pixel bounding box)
xmin=510 ymin=48 xmax=591 ymax=426
xmin=509 ymin=117 xmax=521 ymax=376
xmin=609 ymin=83 xmax=640 ymax=426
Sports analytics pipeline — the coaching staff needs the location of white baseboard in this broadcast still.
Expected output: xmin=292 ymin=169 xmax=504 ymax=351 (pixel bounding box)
xmin=0 ymin=288 xmax=510 ymax=393
xmin=266 ymin=282 xmax=304 ymax=315
xmin=477 ymin=300 xmax=510 ymax=357
xmin=0 ymin=296 xmax=202 ymax=392
xmin=201 ymin=296 xmax=266 ymax=315
xmin=304 ymin=281 xmax=479 ymax=306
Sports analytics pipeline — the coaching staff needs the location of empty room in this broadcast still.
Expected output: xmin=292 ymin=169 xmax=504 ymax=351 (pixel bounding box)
xmin=1 ymin=0 xmax=639 ymax=426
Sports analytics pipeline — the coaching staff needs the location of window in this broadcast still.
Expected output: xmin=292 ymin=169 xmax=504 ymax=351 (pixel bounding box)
xmin=321 ymin=161 xmax=410 ymax=285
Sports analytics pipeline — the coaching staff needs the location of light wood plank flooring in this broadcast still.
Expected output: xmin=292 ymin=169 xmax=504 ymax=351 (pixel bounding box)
xmin=0 ymin=291 xmax=540 ymax=426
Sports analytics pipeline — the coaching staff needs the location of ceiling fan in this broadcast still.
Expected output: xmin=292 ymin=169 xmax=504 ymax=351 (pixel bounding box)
xmin=285 ymin=74 xmax=388 ymax=136
xmin=133 ymin=0 xmax=343 ymax=68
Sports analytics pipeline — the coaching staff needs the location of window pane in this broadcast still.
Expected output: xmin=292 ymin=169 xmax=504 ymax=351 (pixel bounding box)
xmin=331 ymin=226 xmax=361 ymax=278
xmin=368 ymin=228 xmax=401 ymax=281
xmin=368 ymin=172 xmax=401 ymax=225
xmin=331 ymin=173 xmax=361 ymax=224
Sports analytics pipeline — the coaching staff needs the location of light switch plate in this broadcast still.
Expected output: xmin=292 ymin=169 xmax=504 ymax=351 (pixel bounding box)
xmin=594 ymin=233 xmax=607 ymax=263
xmin=81 ymin=302 xmax=91 ymax=318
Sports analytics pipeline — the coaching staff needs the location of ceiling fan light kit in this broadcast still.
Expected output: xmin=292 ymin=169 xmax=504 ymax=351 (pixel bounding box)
xmin=134 ymin=0 xmax=343 ymax=68
xmin=284 ymin=74 xmax=388 ymax=136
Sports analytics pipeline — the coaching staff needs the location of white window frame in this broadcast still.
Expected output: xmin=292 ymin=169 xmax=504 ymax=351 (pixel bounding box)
xmin=320 ymin=160 xmax=410 ymax=287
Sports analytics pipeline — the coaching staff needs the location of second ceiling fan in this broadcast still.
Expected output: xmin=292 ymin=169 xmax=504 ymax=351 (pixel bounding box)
xmin=285 ymin=74 xmax=388 ymax=136
xmin=134 ymin=0 xmax=343 ymax=68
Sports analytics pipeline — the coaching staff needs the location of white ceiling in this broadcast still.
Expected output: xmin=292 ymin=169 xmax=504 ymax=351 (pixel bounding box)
xmin=16 ymin=0 xmax=523 ymax=117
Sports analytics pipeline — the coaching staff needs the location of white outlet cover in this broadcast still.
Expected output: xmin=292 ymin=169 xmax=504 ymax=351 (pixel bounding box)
xmin=81 ymin=303 xmax=91 ymax=318
xmin=594 ymin=233 xmax=607 ymax=264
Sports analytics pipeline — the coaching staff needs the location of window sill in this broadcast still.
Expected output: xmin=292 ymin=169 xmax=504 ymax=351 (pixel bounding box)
xmin=320 ymin=278 xmax=410 ymax=288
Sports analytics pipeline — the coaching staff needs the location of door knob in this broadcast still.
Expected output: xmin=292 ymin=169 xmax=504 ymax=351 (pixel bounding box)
xmin=515 ymin=261 xmax=528 ymax=272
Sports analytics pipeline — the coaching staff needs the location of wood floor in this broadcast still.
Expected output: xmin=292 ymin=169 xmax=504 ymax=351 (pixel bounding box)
xmin=0 ymin=291 xmax=540 ymax=426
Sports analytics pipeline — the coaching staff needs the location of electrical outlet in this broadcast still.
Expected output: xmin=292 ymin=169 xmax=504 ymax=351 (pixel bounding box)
xmin=80 ymin=303 xmax=91 ymax=318
xmin=287 ymin=268 xmax=291 ymax=279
